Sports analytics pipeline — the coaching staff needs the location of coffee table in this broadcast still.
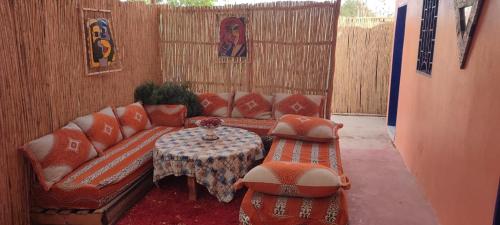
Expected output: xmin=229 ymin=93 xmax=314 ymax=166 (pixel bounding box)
xmin=153 ymin=126 xmax=263 ymax=202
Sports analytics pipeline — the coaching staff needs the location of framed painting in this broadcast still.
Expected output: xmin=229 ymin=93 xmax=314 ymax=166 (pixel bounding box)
xmin=80 ymin=8 xmax=122 ymax=75
xmin=217 ymin=14 xmax=250 ymax=63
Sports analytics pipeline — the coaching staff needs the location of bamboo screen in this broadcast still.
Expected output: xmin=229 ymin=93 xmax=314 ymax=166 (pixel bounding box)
xmin=159 ymin=1 xmax=341 ymax=116
xmin=0 ymin=1 xmax=160 ymax=224
xmin=333 ymin=17 xmax=394 ymax=115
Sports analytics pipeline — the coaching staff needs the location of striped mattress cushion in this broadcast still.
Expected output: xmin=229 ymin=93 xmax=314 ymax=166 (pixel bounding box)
xmin=33 ymin=126 xmax=180 ymax=209
xmin=264 ymin=137 xmax=342 ymax=174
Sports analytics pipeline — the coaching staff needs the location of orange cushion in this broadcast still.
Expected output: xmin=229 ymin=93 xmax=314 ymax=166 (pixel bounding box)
xmin=73 ymin=107 xmax=124 ymax=153
xmin=20 ymin=122 xmax=98 ymax=191
xmin=273 ymin=93 xmax=324 ymax=118
xmin=231 ymin=92 xmax=273 ymax=119
xmin=240 ymin=189 xmax=349 ymax=225
xmin=269 ymin=114 xmax=341 ymax=142
xmin=198 ymin=92 xmax=233 ymax=117
xmin=115 ymin=102 xmax=152 ymax=138
xmin=242 ymin=161 xmax=349 ymax=198
xmin=144 ymin=104 xmax=187 ymax=127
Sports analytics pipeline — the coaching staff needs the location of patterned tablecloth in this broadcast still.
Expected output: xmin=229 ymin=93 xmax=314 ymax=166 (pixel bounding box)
xmin=153 ymin=126 xmax=263 ymax=202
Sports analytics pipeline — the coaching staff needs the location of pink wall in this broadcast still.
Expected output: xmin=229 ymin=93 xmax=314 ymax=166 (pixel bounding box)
xmin=394 ymin=1 xmax=500 ymax=225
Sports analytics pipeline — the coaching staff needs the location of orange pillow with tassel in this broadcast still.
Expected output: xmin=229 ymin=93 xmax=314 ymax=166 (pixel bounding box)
xmin=231 ymin=92 xmax=273 ymax=119
xmin=197 ymin=92 xmax=233 ymax=117
xmin=73 ymin=107 xmax=124 ymax=153
xmin=144 ymin=104 xmax=187 ymax=127
xmin=115 ymin=102 xmax=152 ymax=138
xmin=20 ymin=122 xmax=99 ymax=191
xmin=269 ymin=114 xmax=342 ymax=142
xmin=241 ymin=161 xmax=350 ymax=198
xmin=273 ymin=93 xmax=324 ymax=118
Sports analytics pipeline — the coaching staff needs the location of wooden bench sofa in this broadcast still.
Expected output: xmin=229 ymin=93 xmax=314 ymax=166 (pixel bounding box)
xmin=21 ymin=91 xmax=328 ymax=225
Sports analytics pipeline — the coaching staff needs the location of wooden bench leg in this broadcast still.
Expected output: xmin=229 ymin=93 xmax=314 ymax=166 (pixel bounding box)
xmin=187 ymin=177 xmax=197 ymax=201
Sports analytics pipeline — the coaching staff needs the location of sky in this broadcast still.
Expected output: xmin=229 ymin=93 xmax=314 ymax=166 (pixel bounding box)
xmin=216 ymin=0 xmax=395 ymax=16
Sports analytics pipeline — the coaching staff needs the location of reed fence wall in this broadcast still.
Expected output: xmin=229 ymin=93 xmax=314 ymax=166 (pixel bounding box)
xmin=0 ymin=1 xmax=160 ymax=224
xmin=159 ymin=1 xmax=341 ymax=117
xmin=333 ymin=17 xmax=394 ymax=115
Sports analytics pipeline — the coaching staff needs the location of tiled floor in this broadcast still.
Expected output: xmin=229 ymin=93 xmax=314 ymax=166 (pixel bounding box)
xmin=333 ymin=115 xmax=440 ymax=225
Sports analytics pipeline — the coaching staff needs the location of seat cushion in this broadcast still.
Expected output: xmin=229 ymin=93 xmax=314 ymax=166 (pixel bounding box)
xmin=273 ymin=93 xmax=324 ymax=119
xmin=33 ymin=126 xmax=180 ymax=209
xmin=73 ymin=107 xmax=124 ymax=153
xmin=231 ymin=92 xmax=273 ymax=119
xmin=186 ymin=116 xmax=275 ymax=136
xmin=21 ymin=122 xmax=98 ymax=191
xmin=115 ymin=102 xmax=152 ymax=138
xmin=265 ymin=137 xmax=343 ymax=173
xmin=197 ymin=92 xmax=233 ymax=117
xmin=240 ymin=189 xmax=348 ymax=225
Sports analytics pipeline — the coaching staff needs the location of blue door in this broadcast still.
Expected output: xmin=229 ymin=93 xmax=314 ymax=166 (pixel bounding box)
xmin=387 ymin=5 xmax=407 ymax=126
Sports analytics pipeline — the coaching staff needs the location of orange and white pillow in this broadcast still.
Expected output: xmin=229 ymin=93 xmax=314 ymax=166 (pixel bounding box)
xmin=115 ymin=102 xmax=152 ymax=138
xmin=73 ymin=107 xmax=123 ymax=153
xmin=269 ymin=114 xmax=341 ymax=142
xmin=20 ymin=122 xmax=98 ymax=191
xmin=144 ymin=104 xmax=187 ymax=127
xmin=198 ymin=92 xmax=233 ymax=117
xmin=273 ymin=93 xmax=324 ymax=118
xmin=242 ymin=161 xmax=350 ymax=197
xmin=231 ymin=92 xmax=273 ymax=119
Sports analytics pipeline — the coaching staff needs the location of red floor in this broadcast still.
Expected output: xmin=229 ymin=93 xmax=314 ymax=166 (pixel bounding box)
xmin=118 ymin=116 xmax=440 ymax=225
xmin=117 ymin=176 xmax=244 ymax=225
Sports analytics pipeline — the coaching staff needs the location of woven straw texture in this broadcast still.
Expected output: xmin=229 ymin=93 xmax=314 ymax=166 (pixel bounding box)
xmin=0 ymin=1 xmax=159 ymax=224
xmin=333 ymin=17 xmax=394 ymax=115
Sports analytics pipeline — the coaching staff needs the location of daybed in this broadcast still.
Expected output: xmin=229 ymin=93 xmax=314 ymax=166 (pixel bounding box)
xmin=21 ymin=103 xmax=187 ymax=225
xmin=237 ymin=115 xmax=350 ymax=225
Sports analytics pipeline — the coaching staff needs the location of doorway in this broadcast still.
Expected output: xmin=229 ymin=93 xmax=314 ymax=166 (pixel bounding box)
xmin=387 ymin=5 xmax=407 ymax=140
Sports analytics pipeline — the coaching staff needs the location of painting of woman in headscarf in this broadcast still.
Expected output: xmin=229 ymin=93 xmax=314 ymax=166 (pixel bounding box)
xmin=218 ymin=17 xmax=247 ymax=58
xmin=85 ymin=18 xmax=116 ymax=68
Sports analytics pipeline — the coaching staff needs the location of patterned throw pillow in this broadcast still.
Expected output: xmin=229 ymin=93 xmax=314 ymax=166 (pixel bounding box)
xmin=231 ymin=92 xmax=273 ymax=119
xmin=73 ymin=107 xmax=124 ymax=153
xmin=273 ymin=93 xmax=324 ymax=118
xmin=144 ymin=104 xmax=187 ymax=127
xmin=197 ymin=92 xmax=233 ymax=117
xmin=20 ymin=122 xmax=99 ymax=191
xmin=242 ymin=161 xmax=350 ymax=197
xmin=269 ymin=114 xmax=341 ymax=142
xmin=115 ymin=102 xmax=152 ymax=138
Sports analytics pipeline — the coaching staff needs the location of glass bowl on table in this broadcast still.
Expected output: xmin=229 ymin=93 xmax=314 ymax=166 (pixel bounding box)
xmin=195 ymin=118 xmax=224 ymax=141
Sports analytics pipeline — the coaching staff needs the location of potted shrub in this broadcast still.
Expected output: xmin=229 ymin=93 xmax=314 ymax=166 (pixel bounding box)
xmin=134 ymin=81 xmax=203 ymax=117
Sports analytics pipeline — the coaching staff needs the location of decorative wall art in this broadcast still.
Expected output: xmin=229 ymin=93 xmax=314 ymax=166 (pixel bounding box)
xmin=80 ymin=8 xmax=122 ymax=75
xmin=454 ymin=0 xmax=484 ymax=69
xmin=217 ymin=14 xmax=249 ymax=62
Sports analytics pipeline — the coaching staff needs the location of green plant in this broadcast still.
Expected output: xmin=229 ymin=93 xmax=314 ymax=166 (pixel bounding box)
xmin=134 ymin=81 xmax=159 ymax=105
xmin=134 ymin=81 xmax=203 ymax=117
